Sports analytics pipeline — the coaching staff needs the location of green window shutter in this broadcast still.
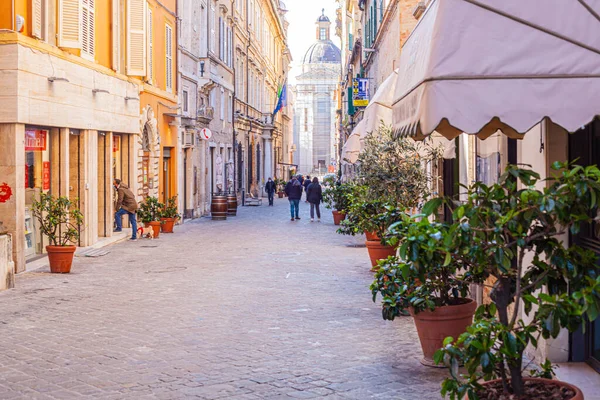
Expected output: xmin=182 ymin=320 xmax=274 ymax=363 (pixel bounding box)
xmin=347 ymin=86 xmax=355 ymax=116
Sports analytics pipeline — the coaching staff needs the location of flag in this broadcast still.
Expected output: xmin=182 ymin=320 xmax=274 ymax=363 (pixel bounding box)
xmin=273 ymin=81 xmax=287 ymax=116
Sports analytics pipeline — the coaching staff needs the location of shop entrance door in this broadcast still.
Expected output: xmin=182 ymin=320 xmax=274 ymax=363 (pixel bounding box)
xmin=569 ymin=119 xmax=600 ymax=373
xmin=163 ymin=148 xmax=172 ymax=203
xmin=97 ymin=132 xmax=110 ymax=237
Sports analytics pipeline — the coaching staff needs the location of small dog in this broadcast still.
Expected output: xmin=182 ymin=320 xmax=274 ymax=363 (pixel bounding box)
xmin=137 ymin=226 xmax=154 ymax=239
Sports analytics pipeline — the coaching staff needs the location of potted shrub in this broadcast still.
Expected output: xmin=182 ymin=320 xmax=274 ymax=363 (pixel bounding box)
xmin=371 ymin=209 xmax=475 ymax=366
xmin=138 ymin=196 xmax=163 ymax=238
xmin=431 ymin=163 xmax=600 ymax=399
xmin=160 ymin=196 xmax=180 ymax=233
xmin=31 ymin=193 xmax=84 ymax=273
xmin=323 ymin=182 xmax=353 ymax=225
xmin=276 ymin=179 xmax=286 ymax=198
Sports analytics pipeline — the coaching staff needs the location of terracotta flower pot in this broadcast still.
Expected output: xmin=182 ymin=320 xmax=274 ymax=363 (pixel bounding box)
xmin=46 ymin=245 xmax=76 ymax=273
xmin=278 ymin=192 xmax=284 ymax=198
xmin=365 ymin=240 xmax=397 ymax=270
xmin=160 ymin=217 xmax=176 ymax=233
xmin=410 ymin=299 xmax=477 ymax=367
xmin=332 ymin=210 xmax=346 ymax=225
xmin=365 ymin=231 xmax=380 ymax=241
xmin=148 ymin=221 xmax=161 ymax=238
xmin=471 ymin=378 xmax=584 ymax=400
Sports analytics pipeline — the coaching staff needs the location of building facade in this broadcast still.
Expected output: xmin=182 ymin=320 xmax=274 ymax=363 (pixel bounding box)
xmin=0 ymin=0 xmax=176 ymax=272
xmin=293 ymin=12 xmax=341 ymax=175
xmin=233 ymin=0 xmax=291 ymax=199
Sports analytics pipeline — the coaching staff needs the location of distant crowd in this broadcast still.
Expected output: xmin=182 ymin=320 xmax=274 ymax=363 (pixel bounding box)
xmin=264 ymin=175 xmax=323 ymax=222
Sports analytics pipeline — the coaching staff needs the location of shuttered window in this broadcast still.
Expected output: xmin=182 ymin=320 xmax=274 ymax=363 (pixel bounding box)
xmin=81 ymin=0 xmax=95 ymax=59
xmin=58 ymin=0 xmax=81 ymax=48
xmin=127 ymin=0 xmax=147 ymax=76
xmin=165 ymin=24 xmax=173 ymax=92
xmin=32 ymin=0 xmax=43 ymax=39
xmin=210 ymin=3 xmax=215 ymax=53
xmin=147 ymin=7 xmax=153 ymax=83
xmin=112 ymin=0 xmax=120 ymax=70
xmin=219 ymin=17 xmax=224 ymax=61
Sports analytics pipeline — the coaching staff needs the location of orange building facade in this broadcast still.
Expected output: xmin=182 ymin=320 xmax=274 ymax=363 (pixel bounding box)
xmin=0 ymin=0 xmax=177 ymax=273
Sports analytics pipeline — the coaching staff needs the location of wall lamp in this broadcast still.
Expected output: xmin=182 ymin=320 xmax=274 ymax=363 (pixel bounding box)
xmin=363 ymin=48 xmax=376 ymax=53
xmin=48 ymin=77 xmax=69 ymax=83
xmin=125 ymin=96 xmax=139 ymax=101
xmin=200 ymin=61 xmax=205 ymax=77
xmin=92 ymin=89 xmax=110 ymax=94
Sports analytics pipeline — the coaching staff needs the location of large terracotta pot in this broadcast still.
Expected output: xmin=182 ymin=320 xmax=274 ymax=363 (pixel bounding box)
xmin=46 ymin=245 xmax=76 ymax=273
xmin=160 ymin=217 xmax=176 ymax=233
xmin=365 ymin=240 xmax=397 ymax=270
xmin=365 ymin=231 xmax=379 ymax=241
xmin=471 ymin=378 xmax=584 ymax=400
xmin=278 ymin=192 xmax=284 ymax=198
xmin=148 ymin=221 xmax=161 ymax=238
xmin=332 ymin=210 xmax=346 ymax=225
xmin=410 ymin=299 xmax=477 ymax=367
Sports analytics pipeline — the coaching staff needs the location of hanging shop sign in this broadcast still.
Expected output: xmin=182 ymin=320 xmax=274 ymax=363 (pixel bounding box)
xmin=42 ymin=162 xmax=51 ymax=191
xmin=352 ymin=78 xmax=369 ymax=107
xmin=200 ymin=128 xmax=213 ymax=140
xmin=25 ymin=129 xmax=48 ymax=151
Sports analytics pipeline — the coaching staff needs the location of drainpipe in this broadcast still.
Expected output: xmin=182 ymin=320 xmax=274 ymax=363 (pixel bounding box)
xmin=231 ymin=0 xmax=236 ymax=193
xmin=11 ymin=0 xmax=15 ymax=30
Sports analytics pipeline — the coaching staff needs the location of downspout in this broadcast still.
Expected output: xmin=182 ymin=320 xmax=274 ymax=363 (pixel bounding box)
xmin=231 ymin=0 xmax=236 ymax=193
xmin=12 ymin=0 xmax=15 ymax=30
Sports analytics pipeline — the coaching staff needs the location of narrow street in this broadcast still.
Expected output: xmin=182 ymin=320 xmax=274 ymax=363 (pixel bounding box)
xmin=0 ymin=198 xmax=447 ymax=399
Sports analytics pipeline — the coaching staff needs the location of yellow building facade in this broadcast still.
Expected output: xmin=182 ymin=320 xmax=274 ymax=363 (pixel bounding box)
xmin=0 ymin=0 xmax=177 ymax=273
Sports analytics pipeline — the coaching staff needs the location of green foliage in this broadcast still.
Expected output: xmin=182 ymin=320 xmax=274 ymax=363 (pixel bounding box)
xmin=425 ymin=162 xmax=600 ymax=398
xmin=370 ymin=212 xmax=470 ymax=320
xmin=138 ymin=196 xmax=163 ymax=224
xmin=31 ymin=193 xmax=84 ymax=246
xmin=275 ymin=178 xmax=287 ymax=192
xmin=161 ymin=196 xmax=180 ymax=219
xmin=323 ymin=182 xmax=353 ymax=212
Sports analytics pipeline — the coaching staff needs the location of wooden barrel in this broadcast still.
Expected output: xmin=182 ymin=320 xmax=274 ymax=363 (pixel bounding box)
xmin=227 ymin=193 xmax=238 ymax=216
xmin=211 ymin=195 xmax=228 ymax=220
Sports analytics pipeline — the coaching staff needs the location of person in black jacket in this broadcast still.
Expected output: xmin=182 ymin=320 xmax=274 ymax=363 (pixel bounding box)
xmin=303 ymin=175 xmax=311 ymax=203
xmin=306 ymin=177 xmax=323 ymax=222
xmin=265 ymin=177 xmax=276 ymax=206
xmin=284 ymin=177 xmax=303 ymax=221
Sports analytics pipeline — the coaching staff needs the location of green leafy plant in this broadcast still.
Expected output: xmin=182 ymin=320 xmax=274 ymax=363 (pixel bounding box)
xmin=370 ymin=211 xmax=470 ymax=320
xmin=424 ymin=163 xmax=600 ymax=399
xmin=137 ymin=196 xmax=163 ymax=224
xmin=275 ymin=178 xmax=287 ymax=192
xmin=323 ymin=182 xmax=353 ymax=212
xmin=161 ymin=196 xmax=180 ymax=219
xmin=31 ymin=193 xmax=84 ymax=246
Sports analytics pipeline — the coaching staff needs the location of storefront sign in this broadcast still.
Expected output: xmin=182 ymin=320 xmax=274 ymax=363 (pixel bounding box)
xmin=42 ymin=162 xmax=51 ymax=191
xmin=352 ymin=78 xmax=369 ymax=107
xmin=113 ymin=135 xmax=120 ymax=152
xmin=25 ymin=129 xmax=48 ymax=151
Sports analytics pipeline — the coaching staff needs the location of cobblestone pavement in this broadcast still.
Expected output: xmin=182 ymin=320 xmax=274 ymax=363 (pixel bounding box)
xmin=0 ymin=197 xmax=448 ymax=399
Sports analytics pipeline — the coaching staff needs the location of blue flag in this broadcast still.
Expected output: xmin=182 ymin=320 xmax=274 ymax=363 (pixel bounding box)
xmin=273 ymin=81 xmax=287 ymax=116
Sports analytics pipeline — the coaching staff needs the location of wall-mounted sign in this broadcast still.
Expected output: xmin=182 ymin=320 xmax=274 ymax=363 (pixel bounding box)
xmin=352 ymin=78 xmax=369 ymax=107
xmin=113 ymin=135 xmax=120 ymax=152
xmin=25 ymin=129 xmax=48 ymax=151
xmin=200 ymin=128 xmax=213 ymax=140
xmin=42 ymin=162 xmax=51 ymax=191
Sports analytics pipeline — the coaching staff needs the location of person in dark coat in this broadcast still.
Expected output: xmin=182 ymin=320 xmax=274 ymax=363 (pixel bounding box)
xmin=306 ymin=177 xmax=323 ymax=222
xmin=265 ymin=177 xmax=276 ymax=206
xmin=284 ymin=177 xmax=303 ymax=221
xmin=113 ymin=179 xmax=138 ymax=240
xmin=303 ymin=176 xmax=311 ymax=203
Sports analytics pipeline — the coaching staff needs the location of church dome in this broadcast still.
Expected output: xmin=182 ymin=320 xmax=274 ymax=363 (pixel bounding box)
xmin=302 ymin=40 xmax=341 ymax=64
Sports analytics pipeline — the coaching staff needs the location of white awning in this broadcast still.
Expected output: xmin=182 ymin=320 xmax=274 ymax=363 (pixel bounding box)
xmin=340 ymin=120 xmax=366 ymax=165
xmin=363 ymin=69 xmax=399 ymax=135
xmin=392 ymin=0 xmax=600 ymax=140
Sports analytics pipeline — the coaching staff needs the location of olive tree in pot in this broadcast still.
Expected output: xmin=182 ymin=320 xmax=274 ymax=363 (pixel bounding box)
xmin=160 ymin=196 xmax=180 ymax=233
xmin=138 ymin=196 xmax=163 ymax=238
xmin=31 ymin=193 xmax=84 ymax=273
xmin=323 ymin=182 xmax=353 ymax=225
xmin=431 ymin=163 xmax=600 ymax=400
xmin=371 ymin=209 xmax=474 ymax=367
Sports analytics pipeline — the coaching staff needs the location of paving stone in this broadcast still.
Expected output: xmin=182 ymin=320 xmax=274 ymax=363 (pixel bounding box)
xmin=0 ymin=200 xmax=449 ymax=399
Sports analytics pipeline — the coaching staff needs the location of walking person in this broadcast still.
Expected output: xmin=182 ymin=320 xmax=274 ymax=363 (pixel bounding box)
xmin=284 ymin=177 xmax=303 ymax=221
xmin=265 ymin=177 xmax=276 ymax=206
xmin=303 ymin=175 xmax=311 ymax=203
xmin=306 ymin=177 xmax=323 ymax=222
xmin=113 ymin=179 xmax=138 ymax=241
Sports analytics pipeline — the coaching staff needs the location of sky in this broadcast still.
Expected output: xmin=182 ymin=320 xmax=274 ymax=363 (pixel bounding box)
xmin=284 ymin=0 xmax=342 ymax=84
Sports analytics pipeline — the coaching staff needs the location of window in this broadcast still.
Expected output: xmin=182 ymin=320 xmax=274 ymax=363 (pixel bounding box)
xmin=147 ymin=7 xmax=153 ymax=82
xmin=220 ymin=89 xmax=225 ymax=120
xmin=210 ymin=2 xmax=216 ymax=53
xmin=219 ymin=17 xmax=224 ymax=60
xmin=81 ymin=0 xmax=95 ymax=59
xmin=319 ymin=28 xmax=326 ymax=40
xmin=58 ymin=0 xmax=81 ymax=48
xmin=126 ymin=0 xmax=147 ymax=76
xmin=165 ymin=24 xmax=173 ymax=92
xmin=183 ymin=90 xmax=188 ymax=112
xmin=227 ymin=94 xmax=232 ymax=123
xmin=32 ymin=0 xmax=46 ymax=40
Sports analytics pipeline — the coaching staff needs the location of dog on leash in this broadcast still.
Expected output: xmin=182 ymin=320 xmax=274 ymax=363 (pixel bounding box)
xmin=137 ymin=226 xmax=154 ymax=239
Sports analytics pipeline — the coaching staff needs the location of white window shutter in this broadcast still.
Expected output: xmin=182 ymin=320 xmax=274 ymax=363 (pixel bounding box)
xmin=81 ymin=0 xmax=95 ymax=58
xmin=165 ymin=24 xmax=172 ymax=92
xmin=147 ymin=7 xmax=153 ymax=82
xmin=32 ymin=0 xmax=43 ymax=39
xmin=58 ymin=0 xmax=82 ymax=48
xmin=111 ymin=0 xmax=120 ymax=70
xmin=127 ymin=0 xmax=147 ymax=76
